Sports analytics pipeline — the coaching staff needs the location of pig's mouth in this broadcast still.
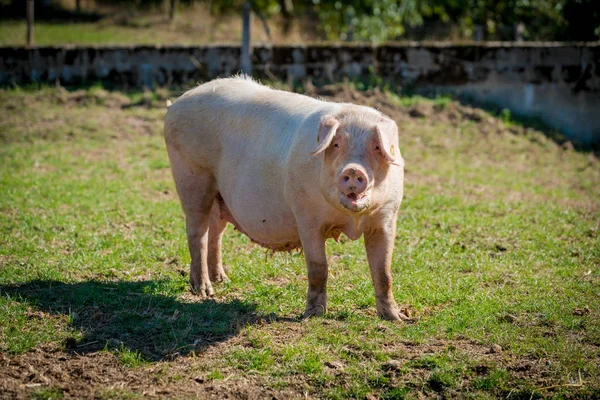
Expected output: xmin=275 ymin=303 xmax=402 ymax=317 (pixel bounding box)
xmin=340 ymin=191 xmax=371 ymax=212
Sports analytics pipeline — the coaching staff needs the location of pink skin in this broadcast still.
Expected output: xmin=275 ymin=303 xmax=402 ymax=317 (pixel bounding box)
xmin=317 ymin=121 xmax=387 ymax=215
xmin=337 ymin=163 xmax=370 ymax=212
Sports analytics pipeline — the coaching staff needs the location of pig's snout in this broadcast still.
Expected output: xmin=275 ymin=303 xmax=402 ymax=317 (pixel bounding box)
xmin=338 ymin=166 xmax=368 ymax=199
xmin=337 ymin=165 xmax=371 ymax=212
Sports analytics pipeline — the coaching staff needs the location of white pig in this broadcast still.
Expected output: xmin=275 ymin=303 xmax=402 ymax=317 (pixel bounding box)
xmin=164 ymin=76 xmax=407 ymax=320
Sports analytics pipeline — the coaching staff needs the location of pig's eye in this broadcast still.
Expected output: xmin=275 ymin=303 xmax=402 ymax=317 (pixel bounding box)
xmin=334 ymin=143 xmax=339 ymax=148
xmin=375 ymin=146 xmax=380 ymax=151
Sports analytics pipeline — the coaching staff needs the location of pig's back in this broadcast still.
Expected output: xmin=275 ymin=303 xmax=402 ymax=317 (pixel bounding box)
xmin=166 ymin=77 xmax=336 ymax=165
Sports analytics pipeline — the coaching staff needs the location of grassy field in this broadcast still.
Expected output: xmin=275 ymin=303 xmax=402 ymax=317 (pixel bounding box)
xmin=0 ymin=2 xmax=313 ymax=46
xmin=0 ymin=83 xmax=599 ymax=399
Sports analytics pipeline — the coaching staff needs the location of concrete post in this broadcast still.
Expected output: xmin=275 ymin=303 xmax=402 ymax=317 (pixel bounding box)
xmin=474 ymin=25 xmax=484 ymax=42
xmin=169 ymin=0 xmax=179 ymax=22
xmin=241 ymin=2 xmax=253 ymax=75
xmin=345 ymin=9 xmax=354 ymax=41
xmin=26 ymin=0 xmax=34 ymax=47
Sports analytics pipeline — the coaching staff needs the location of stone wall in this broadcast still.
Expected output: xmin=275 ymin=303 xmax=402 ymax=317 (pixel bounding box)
xmin=1 ymin=43 xmax=599 ymax=143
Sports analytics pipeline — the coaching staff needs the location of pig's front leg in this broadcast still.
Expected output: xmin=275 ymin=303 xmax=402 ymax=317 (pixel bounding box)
xmin=187 ymin=215 xmax=214 ymax=297
xmin=364 ymin=219 xmax=409 ymax=321
xmin=298 ymin=224 xmax=328 ymax=318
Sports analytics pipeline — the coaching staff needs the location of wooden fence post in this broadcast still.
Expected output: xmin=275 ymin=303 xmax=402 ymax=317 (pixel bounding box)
xmin=26 ymin=0 xmax=34 ymax=47
xmin=241 ymin=2 xmax=253 ymax=76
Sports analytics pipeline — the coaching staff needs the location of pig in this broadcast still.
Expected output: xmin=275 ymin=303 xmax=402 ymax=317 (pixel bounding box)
xmin=164 ymin=76 xmax=408 ymax=321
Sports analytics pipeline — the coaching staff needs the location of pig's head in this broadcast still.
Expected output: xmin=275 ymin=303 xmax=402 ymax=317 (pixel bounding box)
xmin=311 ymin=110 xmax=403 ymax=214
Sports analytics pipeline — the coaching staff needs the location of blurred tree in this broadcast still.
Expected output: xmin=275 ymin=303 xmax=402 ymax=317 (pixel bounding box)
xmin=205 ymin=0 xmax=281 ymax=16
xmin=561 ymin=0 xmax=600 ymax=41
xmin=279 ymin=0 xmax=294 ymax=33
xmin=93 ymin=0 xmax=164 ymax=7
xmin=168 ymin=0 xmax=178 ymax=20
xmin=308 ymin=0 xmax=432 ymax=42
xmin=203 ymin=0 xmax=281 ymax=41
xmin=297 ymin=0 xmax=598 ymax=42
xmin=0 ymin=0 xmax=596 ymax=41
xmin=451 ymin=0 xmax=569 ymax=41
xmin=0 ymin=0 xmax=103 ymax=20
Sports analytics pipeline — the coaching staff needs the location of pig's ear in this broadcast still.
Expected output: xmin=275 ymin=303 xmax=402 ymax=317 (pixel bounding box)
xmin=311 ymin=116 xmax=340 ymax=157
xmin=375 ymin=119 xmax=404 ymax=166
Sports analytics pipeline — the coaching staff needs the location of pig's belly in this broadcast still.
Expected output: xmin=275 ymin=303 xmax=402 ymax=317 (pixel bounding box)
xmin=215 ymin=192 xmax=301 ymax=252
xmin=215 ymin=143 xmax=302 ymax=251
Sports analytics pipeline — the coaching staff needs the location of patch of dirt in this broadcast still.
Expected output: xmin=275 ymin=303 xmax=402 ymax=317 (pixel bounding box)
xmin=0 ymin=335 xmax=554 ymax=400
xmin=309 ymin=83 xmax=511 ymax=137
xmin=265 ymin=276 xmax=291 ymax=287
xmin=0 ymin=345 xmax=301 ymax=399
xmin=6 ymin=307 xmax=594 ymax=400
xmin=46 ymin=88 xmax=130 ymax=109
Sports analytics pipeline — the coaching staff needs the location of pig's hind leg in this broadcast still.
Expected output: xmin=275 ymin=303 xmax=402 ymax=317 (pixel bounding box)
xmin=167 ymin=146 xmax=217 ymax=297
xmin=208 ymin=201 xmax=229 ymax=283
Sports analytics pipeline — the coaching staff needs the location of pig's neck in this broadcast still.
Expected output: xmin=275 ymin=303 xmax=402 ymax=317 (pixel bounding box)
xmin=342 ymin=215 xmax=367 ymax=241
xmin=324 ymin=214 xmax=367 ymax=242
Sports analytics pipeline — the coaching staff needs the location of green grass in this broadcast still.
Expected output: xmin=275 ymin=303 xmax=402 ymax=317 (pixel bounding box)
xmin=387 ymin=91 xmax=452 ymax=109
xmin=0 ymin=19 xmax=235 ymax=46
xmin=0 ymin=3 xmax=306 ymax=46
xmin=112 ymin=343 xmax=148 ymax=368
xmin=0 ymin=15 xmax=235 ymax=46
xmin=0 ymin=84 xmax=599 ymax=399
xmin=31 ymin=386 xmax=65 ymax=400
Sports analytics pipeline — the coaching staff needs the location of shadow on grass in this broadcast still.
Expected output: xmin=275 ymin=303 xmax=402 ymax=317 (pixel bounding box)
xmin=0 ymin=279 xmax=277 ymax=361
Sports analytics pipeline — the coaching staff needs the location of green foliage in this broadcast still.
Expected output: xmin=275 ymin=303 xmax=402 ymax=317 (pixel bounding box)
xmin=0 ymin=0 xmax=596 ymax=42
xmin=306 ymin=0 xmax=597 ymax=41
xmin=203 ymin=0 xmax=281 ymax=16
xmin=312 ymin=0 xmax=429 ymax=42
xmin=451 ymin=0 xmax=570 ymax=40
xmin=94 ymin=0 xmax=164 ymax=7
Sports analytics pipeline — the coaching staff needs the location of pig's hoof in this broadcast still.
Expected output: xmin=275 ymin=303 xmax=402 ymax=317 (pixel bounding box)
xmin=189 ymin=279 xmax=214 ymax=297
xmin=209 ymin=270 xmax=230 ymax=283
xmin=377 ymin=307 xmax=409 ymax=322
xmin=303 ymin=305 xmax=326 ymax=318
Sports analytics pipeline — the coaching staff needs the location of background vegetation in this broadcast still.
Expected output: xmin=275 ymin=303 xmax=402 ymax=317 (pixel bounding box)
xmin=1 ymin=0 xmax=599 ymax=44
